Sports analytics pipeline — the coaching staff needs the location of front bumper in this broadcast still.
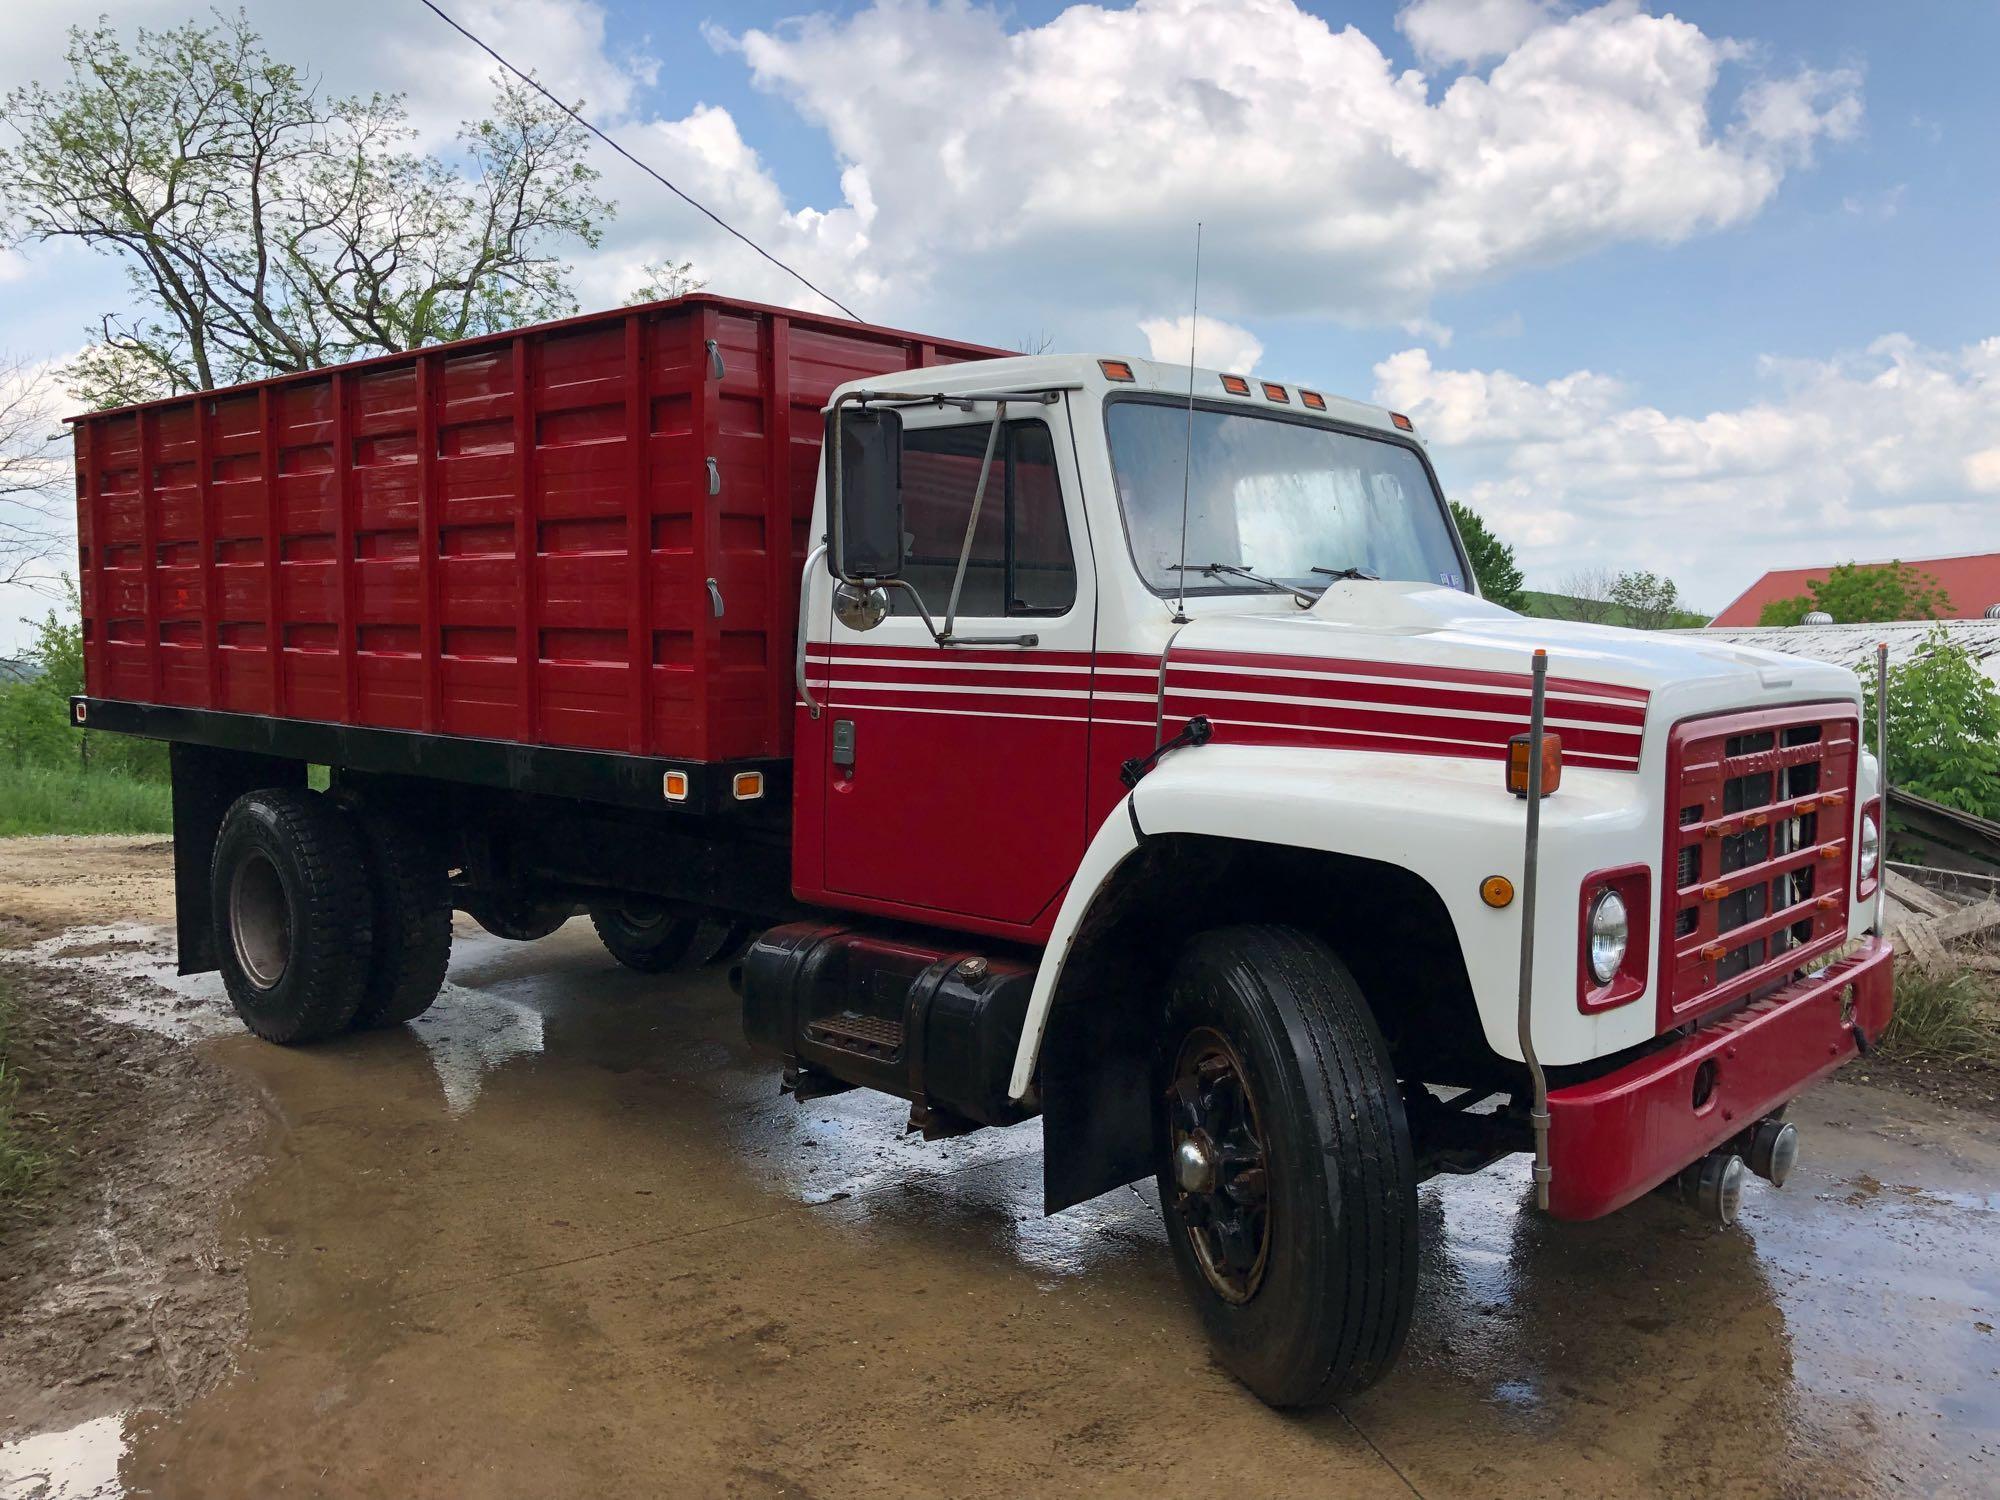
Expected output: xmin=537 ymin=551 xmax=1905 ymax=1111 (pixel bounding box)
xmin=1544 ymin=936 xmax=1893 ymax=1220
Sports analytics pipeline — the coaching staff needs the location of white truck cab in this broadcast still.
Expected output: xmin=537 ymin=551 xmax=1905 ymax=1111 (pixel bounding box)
xmin=768 ymin=350 xmax=1892 ymax=1405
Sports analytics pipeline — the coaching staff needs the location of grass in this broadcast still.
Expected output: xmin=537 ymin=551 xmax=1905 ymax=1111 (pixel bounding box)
xmin=0 ymin=978 xmax=47 ymax=1203
xmin=1881 ymin=967 xmax=2000 ymax=1063
xmin=0 ymin=760 xmax=172 ymax=837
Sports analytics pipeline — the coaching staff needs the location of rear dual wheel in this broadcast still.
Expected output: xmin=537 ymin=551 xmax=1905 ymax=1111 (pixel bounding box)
xmin=1156 ymin=925 xmax=1418 ymax=1408
xmin=212 ymin=788 xmax=451 ymax=1044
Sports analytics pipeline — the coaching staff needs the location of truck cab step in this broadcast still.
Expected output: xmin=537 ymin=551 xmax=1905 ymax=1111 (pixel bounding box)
xmin=806 ymin=1011 xmax=904 ymax=1057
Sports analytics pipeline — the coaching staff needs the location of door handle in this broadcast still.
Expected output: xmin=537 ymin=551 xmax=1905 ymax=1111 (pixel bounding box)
xmin=832 ymin=718 xmax=857 ymax=769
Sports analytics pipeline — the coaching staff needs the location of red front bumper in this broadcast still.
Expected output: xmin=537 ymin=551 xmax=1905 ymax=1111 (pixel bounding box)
xmin=1545 ymin=937 xmax=1894 ymax=1221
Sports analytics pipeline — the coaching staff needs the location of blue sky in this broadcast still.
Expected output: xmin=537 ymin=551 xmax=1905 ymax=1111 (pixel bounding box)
xmin=5 ymin=0 xmax=2000 ymax=642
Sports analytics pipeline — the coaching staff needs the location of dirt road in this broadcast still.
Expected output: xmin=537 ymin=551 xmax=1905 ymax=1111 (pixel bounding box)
xmin=2 ymin=836 xmax=1997 ymax=1497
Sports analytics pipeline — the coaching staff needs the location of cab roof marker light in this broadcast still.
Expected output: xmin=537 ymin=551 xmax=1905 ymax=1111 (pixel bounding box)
xmin=1391 ymin=412 xmax=1415 ymax=431
xmin=1301 ymin=390 xmax=1327 ymax=410
xmin=1098 ymin=359 xmax=1135 ymax=382
xmin=1219 ymin=374 xmax=1251 ymax=395
xmin=1260 ymin=382 xmax=1289 ymax=403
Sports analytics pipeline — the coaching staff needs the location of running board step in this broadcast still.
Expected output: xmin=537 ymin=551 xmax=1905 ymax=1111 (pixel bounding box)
xmin=806 ymin=1011 xmax=904 ymax=1057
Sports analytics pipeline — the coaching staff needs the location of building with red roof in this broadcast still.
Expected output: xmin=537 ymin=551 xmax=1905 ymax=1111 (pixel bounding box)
xmin=1709 ymin=551 xmax=2000 ymax=627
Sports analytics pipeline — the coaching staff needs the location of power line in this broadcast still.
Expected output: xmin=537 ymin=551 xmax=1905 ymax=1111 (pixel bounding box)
xmin=416 ymin=0 xmax=862 ymax=321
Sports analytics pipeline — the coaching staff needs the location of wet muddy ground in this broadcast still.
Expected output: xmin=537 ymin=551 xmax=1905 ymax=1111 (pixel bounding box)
xmin=2 ymin=837 xmax=1997 ymax=1498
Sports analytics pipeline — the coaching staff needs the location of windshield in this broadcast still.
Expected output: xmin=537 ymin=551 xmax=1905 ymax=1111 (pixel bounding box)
xmin=1105 ymin=399 xmax=1468 ymax=598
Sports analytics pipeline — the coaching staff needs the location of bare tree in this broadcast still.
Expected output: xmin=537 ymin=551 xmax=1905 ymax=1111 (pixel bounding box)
xmin=1 ymin=12 xmax=614 ymax=408
xmin=1013 ymin=329 xmax=1056 ymax=355
xmin=1552 ymin=567 xmax=1618 ymax=624
xmin=0 ymin=355 xmax=67 ymax=592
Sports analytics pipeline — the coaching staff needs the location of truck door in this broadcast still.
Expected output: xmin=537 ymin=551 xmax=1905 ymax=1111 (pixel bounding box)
xmin=816 ymin=402 xmax=1095 ymax=929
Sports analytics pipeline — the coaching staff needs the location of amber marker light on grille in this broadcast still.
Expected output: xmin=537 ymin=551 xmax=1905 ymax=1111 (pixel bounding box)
xmin=1261 ymin=382 xmax=1289 ymax=403
xmin=1220 ymin=374 xmax=1252 ymax=395
xmin=1098 ymin=359 xmax=1135 ymax=381
xmin=1301 ymin=390 xmax=1327 ymax=410
xmin=663 ymin=770 xmax=689 ymax=802
xmin=1506 ymin=732 xmax=1562 ymax=797
xmin=1480 ymin=875 xmax=1515 ymax=908
xmin=732 ymin=770 xmax=766 ymax=801
xmin=1391 ymin=412 xmax=1415 ymax=431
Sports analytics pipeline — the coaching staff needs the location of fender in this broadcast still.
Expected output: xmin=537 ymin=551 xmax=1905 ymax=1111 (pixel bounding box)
xmin=1009 ymin=741 xmax=1662 ymax=1098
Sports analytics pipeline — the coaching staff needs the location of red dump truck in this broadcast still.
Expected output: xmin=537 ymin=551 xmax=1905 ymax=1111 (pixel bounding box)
xmin=69 ymin=292 xmax=1892 ymax=1406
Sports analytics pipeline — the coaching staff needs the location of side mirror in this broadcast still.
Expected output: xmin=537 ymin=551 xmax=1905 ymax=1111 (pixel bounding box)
xmin=830 ymin=406 xmax=904 ymax=580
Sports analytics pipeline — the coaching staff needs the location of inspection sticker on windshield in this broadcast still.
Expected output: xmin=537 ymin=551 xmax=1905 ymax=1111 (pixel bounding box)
xmin=1440 ymin=570 xmax=1463 ymax=587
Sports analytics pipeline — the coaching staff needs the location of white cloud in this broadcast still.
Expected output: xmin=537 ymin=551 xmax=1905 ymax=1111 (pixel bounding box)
xmin=718 ymin=0 xmax=1862 ymax=326
xmin=1397 ymin=0 xmax=1559 ymax=68
xmin=1375 ymin=337 xmax=2000 ymax=607
xmin=1138 ymin=314 xmax=1264 ymax=372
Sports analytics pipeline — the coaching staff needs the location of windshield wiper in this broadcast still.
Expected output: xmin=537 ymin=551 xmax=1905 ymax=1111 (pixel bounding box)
xmin=1172 ymin=561 xmax=1318 ymax=607
xmin=1311 ymin=565 xmax=1379 ymax=583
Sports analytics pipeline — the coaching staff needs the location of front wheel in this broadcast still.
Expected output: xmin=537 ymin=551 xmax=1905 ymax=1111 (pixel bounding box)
xmin=1156 ymin=925 xmax=1417 ymax=1407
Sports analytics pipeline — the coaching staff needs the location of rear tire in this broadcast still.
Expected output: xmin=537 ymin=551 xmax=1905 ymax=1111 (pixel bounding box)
xmin=351 ymin=811 xmax=452 ymax=1029
xmin=588 ymin=903 xmax=713 ymax=972
xmin=211 ymin=787 xmax=373 ymax=1045
xmin=1156 ymin=924 xmax=1417 ymax=1407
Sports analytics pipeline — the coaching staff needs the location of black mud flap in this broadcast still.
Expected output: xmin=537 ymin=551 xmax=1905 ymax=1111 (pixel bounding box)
xmin=170 ymin=743 xmax=303 ymax=975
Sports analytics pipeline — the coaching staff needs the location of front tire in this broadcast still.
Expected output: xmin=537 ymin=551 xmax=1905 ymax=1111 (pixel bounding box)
xmin=211 ymin=788 xmax=373 ymax=1045
xmin=1156 ymin=924 xmax=1417 ymax=1407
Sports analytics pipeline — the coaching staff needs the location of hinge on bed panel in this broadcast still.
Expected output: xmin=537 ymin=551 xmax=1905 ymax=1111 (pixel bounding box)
xmin=705 ymin=339 xmax=724 ymax=380
xmin=706 ymin=457 xmax=721 ymax=496
xmin=706 ymin=579 xmax=725 ymax=618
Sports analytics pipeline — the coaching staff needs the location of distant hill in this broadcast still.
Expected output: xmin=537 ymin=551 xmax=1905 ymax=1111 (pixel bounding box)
xmin=1518 ymin=590 xmax=1711 ymax=631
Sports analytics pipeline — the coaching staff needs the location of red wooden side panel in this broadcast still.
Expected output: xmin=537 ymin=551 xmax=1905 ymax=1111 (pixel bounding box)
xmin=75 ymin=295 xmax=1002 ymax=763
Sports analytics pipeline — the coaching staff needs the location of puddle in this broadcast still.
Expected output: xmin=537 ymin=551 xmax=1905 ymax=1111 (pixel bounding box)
xmin=0 ymin=1415 xmax=126 ymax=1500
xmin=2 ymin=923 xmax=545 ymax=1115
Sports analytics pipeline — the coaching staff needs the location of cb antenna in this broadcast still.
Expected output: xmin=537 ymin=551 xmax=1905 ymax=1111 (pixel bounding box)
xmin=1174 ymin=222 xmax=1203 ymax=624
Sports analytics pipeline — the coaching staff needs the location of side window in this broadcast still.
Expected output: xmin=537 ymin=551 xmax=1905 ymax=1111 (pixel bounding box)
xmin=897 ymin=420 xmax=1077 ymax=617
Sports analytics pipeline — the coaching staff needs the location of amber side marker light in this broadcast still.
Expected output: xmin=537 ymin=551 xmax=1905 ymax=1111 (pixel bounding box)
xmin=1480 ymin=874 xmax=1515 ymax=908
xmin=733 ymin=770 xmax=766 ymax=801
xmin=662 ymin=770 xmax=689 ymax=802
xmin=1506 ymin=732 xmax=1563 ymax=797
xmin=1098 ymin=359 xmax=1135 ymax=382
xmin=1261 ymin=381 xmax=1290 ymax=403
xmin=1301 ymin=390 xmax=1327 ymax=411
xmin=1220 ymin=374 xmax=1252 ymax=395
xmin=1390 ymin=412 xmax=1414 ymax=431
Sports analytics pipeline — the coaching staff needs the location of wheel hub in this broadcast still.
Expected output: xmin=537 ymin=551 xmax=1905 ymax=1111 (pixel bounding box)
xmin=228 ymin=848 xmax=292 ymax=991
xmin=1174 ymin=1134 xmax=1219 ymax=1194
xmin=1165 ymin=1026 xmax=1272 ymax=1304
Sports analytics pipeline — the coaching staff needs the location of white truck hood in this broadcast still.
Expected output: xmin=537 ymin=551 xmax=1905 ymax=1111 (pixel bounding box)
xmin=1171 ymin=580 xmax=1862 ymax=720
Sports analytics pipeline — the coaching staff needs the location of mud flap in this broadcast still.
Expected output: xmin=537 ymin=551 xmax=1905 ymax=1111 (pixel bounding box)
xmin=170 ymin=743 xmax=304 ymax=975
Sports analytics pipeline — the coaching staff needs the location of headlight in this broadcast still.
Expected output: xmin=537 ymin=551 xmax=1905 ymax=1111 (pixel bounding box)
xmin=1587 ymin=888 xmax=1629 ymax=986
xmin=1859 ymin=811 xmax=1880 ymax=883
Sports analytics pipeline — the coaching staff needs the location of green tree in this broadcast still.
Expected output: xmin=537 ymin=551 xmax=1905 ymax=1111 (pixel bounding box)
xmin=1 ymin=13 xmax=613 ymax=407
xmin=624 ymin=259 xmax=705 ymax=306
xmin=1449 ymin=500 xmax=1526 ymax=612
xmin=1608 ymin=568 xmax=1683 ymax=630
xmin=1759 ymin=560 xmax=1953 ymax=627
xmin=1859 ymin=628 xmax=2000 ymax=819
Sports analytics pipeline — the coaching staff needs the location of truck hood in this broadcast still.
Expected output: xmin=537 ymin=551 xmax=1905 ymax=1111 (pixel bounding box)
xmin=1172 ymin=580 xmax=1861 ymax=712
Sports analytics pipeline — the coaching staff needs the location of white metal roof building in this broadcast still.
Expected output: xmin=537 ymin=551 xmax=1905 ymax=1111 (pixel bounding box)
xmin=1678 ymin=619 xmax=2000 ymax=687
